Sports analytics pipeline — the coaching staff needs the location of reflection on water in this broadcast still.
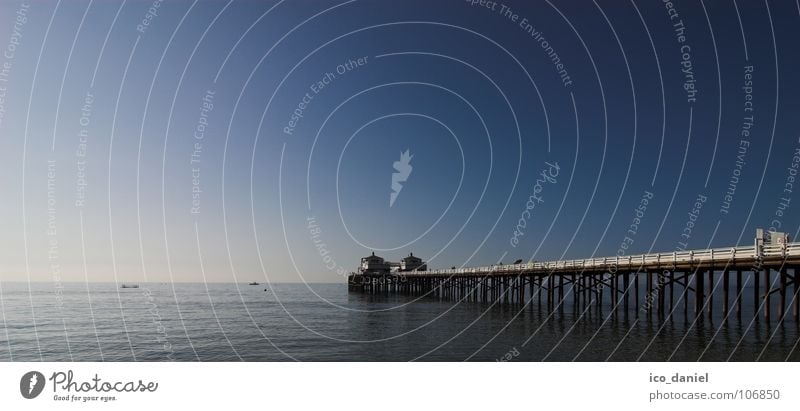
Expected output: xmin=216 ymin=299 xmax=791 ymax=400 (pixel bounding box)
xmin=0 ymin=282 xmax=797 ymax=361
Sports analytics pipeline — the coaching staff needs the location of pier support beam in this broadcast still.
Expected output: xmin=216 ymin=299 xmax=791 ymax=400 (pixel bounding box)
xmin=683 ymin=271 xmax=689 ymax=317
xmin=764 ymin=269 xmax=771 ymax=322
xmin=779 ymin=269 xmax=787 ymax=322
xmin=658 ymin=272 xmax=665 ymax=317
xmin=647 ymin=271 xmax=653 ymax=314
xmin=669 ymin=270 xmax=675 ymax=318
xmin=695 ymin=270 xmax=704 ymax=316
xmin=623 ymin=273 xmax=630 ymax=312
xmin=572 ymin=274 xmax=577 ymax=307
xmin=582 ymin=275 xmax=588 ymax=306
xmin=707 ymin=270 xmax=713 ymax=319
xmin=528 ymin=276 xmax=533 ymax=305
xmin=594 ymin=274 xmax=599 ymax=307
xmin=598 ymin=275 xmax=604 ymax=308
xmin=723 ymin=270 xmax=729 ymax=318
xmin=754 ymin=270 xmax=760 ymax=319
xmin=794 ymin=267 xmax=800 ymax=320
xmin=736 ymin=270 xmax=742 ymax=318
xmin=536 ymin=276 xmax=542 ymax=308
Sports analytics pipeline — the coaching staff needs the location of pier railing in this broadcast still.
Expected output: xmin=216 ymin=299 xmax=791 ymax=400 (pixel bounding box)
xmin=400 ymin=242 xmax=800 ymax=276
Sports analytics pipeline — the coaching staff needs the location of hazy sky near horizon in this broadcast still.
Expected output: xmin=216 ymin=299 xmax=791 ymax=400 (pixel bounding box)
xmin=1 ymin=0 xmax=799 ymax=283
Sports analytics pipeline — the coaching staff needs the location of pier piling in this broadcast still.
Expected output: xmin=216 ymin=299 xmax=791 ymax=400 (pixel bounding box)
xmin=722 ymin=270 xmax=729 ymax=318
xmin=765 ymin=269 xmax=771 ymax=322
xmin=779 ymin=269 xmax=786 ymax=322
xmin=707 ymin=270 xmax=713 ymax=318
xmin=695 ymin=270 xmax=704 ymax=315
xmin=794 ymin=268 xmax=799 ymax=320
xmin=754 ymin=270 xmax=760 ymax=319
xmin=736 ymin=270 xmax=742 ymax=318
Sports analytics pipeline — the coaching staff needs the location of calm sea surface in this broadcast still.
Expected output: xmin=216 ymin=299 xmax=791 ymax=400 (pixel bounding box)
xmin=0 ymin=282 xmax=797 ymax=361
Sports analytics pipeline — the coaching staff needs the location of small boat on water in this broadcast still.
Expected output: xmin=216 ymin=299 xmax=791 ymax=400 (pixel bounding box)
xmin=120 ymin=284 xmax=139 ymax=289
xmin=248 ymin=282 xmax=259 ymax=285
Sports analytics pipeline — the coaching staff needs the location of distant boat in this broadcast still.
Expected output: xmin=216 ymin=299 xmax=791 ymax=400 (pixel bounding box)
xmin=248 ymin=282 xmax=259 ymax=285
xmin=120 ymin=284 xmax=139 ymax=289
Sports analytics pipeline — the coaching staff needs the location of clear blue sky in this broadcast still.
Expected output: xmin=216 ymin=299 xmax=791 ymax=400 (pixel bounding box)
xmin=0 ymin=0 xmax=798 ymax=282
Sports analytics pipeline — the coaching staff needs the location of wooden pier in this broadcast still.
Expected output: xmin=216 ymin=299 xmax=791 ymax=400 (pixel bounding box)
xmin=348 ymin=234 xmax=800 ymax=321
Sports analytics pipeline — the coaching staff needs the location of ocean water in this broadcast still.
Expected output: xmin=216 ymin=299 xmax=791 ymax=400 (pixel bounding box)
xmin=0 ymin=282 xmax=797 ymax=361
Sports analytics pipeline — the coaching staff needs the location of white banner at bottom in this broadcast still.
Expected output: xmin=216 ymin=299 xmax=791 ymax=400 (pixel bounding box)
xmin=0 ymin=362 xmax=796 ymax=410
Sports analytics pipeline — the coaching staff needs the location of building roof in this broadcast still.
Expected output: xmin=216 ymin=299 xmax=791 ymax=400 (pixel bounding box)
xmin=362 ymin=251 xmax=383 ymax=260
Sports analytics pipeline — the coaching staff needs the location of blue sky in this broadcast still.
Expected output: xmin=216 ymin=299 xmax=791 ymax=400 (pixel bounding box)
xmin=0 ymin=0 xmax=799 ymax=282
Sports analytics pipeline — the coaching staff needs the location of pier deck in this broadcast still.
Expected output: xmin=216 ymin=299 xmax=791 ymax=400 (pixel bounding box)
xmin=348 ymin=240 xmax=800 ymax=321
